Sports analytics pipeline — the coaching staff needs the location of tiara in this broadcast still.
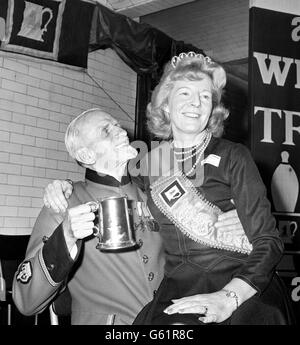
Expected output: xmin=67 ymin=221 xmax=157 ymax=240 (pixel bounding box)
xmin=171 ymin=51 xmax=212 ymax=68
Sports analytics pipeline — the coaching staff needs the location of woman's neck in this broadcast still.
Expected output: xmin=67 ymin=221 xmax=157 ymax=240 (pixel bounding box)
xmin=173 ymin=130 xmax=208 ymax=148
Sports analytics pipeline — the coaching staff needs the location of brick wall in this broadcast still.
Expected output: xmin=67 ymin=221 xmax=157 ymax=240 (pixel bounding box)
xmin=142 ymin=0 xmax=249 ymax=62
xmin=0 ymin=49 xmax=137 ymax=235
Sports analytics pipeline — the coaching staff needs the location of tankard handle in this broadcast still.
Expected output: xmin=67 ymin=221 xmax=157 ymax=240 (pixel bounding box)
xmin=85 ymin=201 xmax=102 ymax=237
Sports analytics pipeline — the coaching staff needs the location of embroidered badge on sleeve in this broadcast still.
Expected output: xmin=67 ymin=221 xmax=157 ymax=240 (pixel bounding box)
xmin=16 ymin=261 xmax=32 ymax=284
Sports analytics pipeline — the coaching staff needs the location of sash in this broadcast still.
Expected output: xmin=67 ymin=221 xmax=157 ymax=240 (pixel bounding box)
xmin=150 ymin=170 xmax=253 ymax=254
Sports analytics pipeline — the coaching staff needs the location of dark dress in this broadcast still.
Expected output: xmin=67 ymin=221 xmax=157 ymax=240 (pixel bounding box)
xmin=132 ymin=137 xmax=295 ymax=325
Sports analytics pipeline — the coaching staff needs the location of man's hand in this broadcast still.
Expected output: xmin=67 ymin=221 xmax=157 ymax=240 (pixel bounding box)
xmin=62 ymin=203 xmax=96 ymax=251
xmin=43 ymin=180 xmax=73 ymax=213
xmin=214 ymin=209 xmax=244 ymax=235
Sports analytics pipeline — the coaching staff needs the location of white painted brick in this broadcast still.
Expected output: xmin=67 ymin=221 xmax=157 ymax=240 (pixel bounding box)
xmin=38 ymin=99 xmax=61 ymax=112
xmin=6 ymin=196 xmax=31 ymax=207
xmin=58 ymin=141 xmax=68 ymax=152
xmin=0 ymin=130 xmax=9 ymax=141
xmin=57 ymin=161 xmax=79 ymax=172
xmin=45 ymin=169 xmax=68 ymax=180
xmin=74 ymin=81 xmax=94 ymax=94
xmin=22 ymin=145 xmax=46 ymax=158
xmin=0 ymin=99 xmax=26 ymax=114
xmin=49 ymin=93 xmax=72 ymax=106
xmin=0 ymin=195 xmax=6 ymax=205
xmin=8 ymin=174 xmax=33 ymax=186
xmin=16 ymin=73 xmax=40 ymax=87
xmin=37 ymin=118 xmax=59 ymax=131
xmin=11 ymin=133 xmax=35 ymax=146
xmin=41 ymin=63 xmax=63 ymax=75
xmin=18 ymin=207 xmax=40 ymax=218
xmin=72 ymin=98 xmax=90 ymax=110
xmin=13 ymin=112 xmax=37 ymax=127
xmin=28 ymin=66 xmax=52 ymax=81
xmin=2 ymin=79 xmax=27 ymax=94
xmin=63 ymin=68 xmax=85 ymax=82
xmin=24 ymin=125 xmax=47 ymax=138
xmin=40 ymin=80 xmax=63 ymax=94
xmin=61 ymin=105 xmax=82 ymax=116
xmin=19 ymin=186 xmax=43 ymax=198
xmin=33 ymin=177 xmax=51 ymax=188
xmin=31 ymin=197 xmax=43 ymax=208
xmin=22 ymin=166 xmax=46 ymax=177
xmin=0 ymin=141 xmax=22 ymax=154
xmin=34 ymin=157 xmax=57 ymax=169
xmin=0 ymin=184 xmax=19 ymax=195
xmin=46 ymin=149 xmax=68 ymax=161
xmin=67 ymin=171 xmax=85 ymax=182
xmin=47 ymin=130 xmax=65 ymax=142
xmin=0 ymin=109 xmax=12 ymax=121
xmin=0 ymin=173 xmax=7 ymax=183
xmin=4 ymin=59 xmax=28 ymax=74
xmin=27 ymin=86 xmax=50 ymax=100
xmin=0 ymin=89 xmax=15 ymax=101
xmin=36 ymin=137 xmax=58 ymax=150
xmin=0 ymin=162 xmax=21 ymax=174
xmin=49 ymin=111 xmax=72 ymax=124
xmin=0 ymin=206 xmax=18 ymax=217
xmin=26 ymin=105 xmax=49 ymax=119
xmin=0 ymin=152 xmax=9 ymax=162
xmin=52 ymin=74 xmax=73 ymax=88
xmin=0 ymin=67 xmax=16 ymax=79
xmin=4 ymin=217 xmax=30 ymax=227
xmin=0 ymin=119 xmax=23 ymax=133
xmin=10 ymin=154 xmax=34 ymax=166
xmin=59 ymin=123 xmax=68 ymax=133
xmin=62 ymin=86 xmax=83 ymax=100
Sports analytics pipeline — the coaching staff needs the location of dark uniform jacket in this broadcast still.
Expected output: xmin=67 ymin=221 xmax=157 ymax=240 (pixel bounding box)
xmin=13 ymin=169 xmax=165 ymax=325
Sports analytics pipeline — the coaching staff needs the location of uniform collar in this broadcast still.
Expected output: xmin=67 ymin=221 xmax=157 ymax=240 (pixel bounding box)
xmin=85 ymin=168 xmax=131 ymax=187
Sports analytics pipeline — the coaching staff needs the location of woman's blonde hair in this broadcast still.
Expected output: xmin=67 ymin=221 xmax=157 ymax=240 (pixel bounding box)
xmin=147 ymin=54 xmax=229 ymax=139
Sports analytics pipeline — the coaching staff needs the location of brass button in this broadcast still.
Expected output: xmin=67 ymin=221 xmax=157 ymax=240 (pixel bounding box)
xmin=148 ymin=272 xmax=154 ymax=281
xmin=142 ymin=255 xmax=149 ymax=263
xmin=138 ymin=239 xmax=143 ymax=248
xmin=42 ymin=236 xmax=49 ymax=243
xmin=47 ymin=264 xmax=55 ymax=271
xmin=153 ymin=289 xmax=157 ymax=296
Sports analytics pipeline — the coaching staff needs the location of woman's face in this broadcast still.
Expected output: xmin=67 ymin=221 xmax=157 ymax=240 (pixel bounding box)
xmin=166 ymin=75 xmax=213 ymax=140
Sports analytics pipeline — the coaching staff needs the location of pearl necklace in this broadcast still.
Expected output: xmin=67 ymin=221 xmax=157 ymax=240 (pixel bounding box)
xmin=176 ymin=131 xmax=212 ymax=176
xmin=173 ymin=130 xmax=209 ymax=163
xmin=173 ymin=137 xmax=204 ymax=156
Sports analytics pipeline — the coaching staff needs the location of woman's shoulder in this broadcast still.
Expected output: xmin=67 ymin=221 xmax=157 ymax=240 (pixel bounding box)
xmin=210 ymin=137 xmax=251 ymax=156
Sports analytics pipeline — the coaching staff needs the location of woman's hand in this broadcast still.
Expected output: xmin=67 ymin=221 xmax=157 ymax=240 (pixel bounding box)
xmin=43 ymin=180 xmax=73 ymax=213
xmin=215 ymin=209 xmax=244 ymax=235
xmin=164 ymin=290 xmax=237 ymax=323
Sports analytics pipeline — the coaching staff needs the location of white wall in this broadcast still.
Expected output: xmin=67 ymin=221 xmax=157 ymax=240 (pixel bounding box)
xmin=0 ymin=48 xmax=137 ymax=235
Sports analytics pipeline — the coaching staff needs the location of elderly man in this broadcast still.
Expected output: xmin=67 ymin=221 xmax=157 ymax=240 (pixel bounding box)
xmin=13 ymin=108 xmax=245 ymax=325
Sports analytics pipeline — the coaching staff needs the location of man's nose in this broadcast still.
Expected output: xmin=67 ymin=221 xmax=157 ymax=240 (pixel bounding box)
xmin=114 ymin=127 xmax=126 ymax=136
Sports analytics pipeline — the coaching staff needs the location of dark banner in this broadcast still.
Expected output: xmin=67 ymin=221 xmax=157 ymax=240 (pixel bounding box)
xmin=0 ymin=0 xmax=94 ymax=68
xmin=249 ymin=1 xmax=300 ymax=314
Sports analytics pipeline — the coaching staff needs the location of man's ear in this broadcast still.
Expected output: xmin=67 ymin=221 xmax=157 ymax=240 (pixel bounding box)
xmin=75 ymin=147 xmax=96 ymax=165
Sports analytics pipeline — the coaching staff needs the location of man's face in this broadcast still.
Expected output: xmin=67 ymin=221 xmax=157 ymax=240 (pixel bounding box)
xmin=79 ymin=111 xmax=137 ymax=168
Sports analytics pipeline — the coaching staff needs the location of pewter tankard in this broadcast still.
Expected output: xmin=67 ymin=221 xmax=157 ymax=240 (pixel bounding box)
xmin=89 ymin=196 xmax=136 ymax=251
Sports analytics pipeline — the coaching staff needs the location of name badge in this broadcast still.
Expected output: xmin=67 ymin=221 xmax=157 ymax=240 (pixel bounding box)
xmin=201 ymin=154 xmax=221 ymax=167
